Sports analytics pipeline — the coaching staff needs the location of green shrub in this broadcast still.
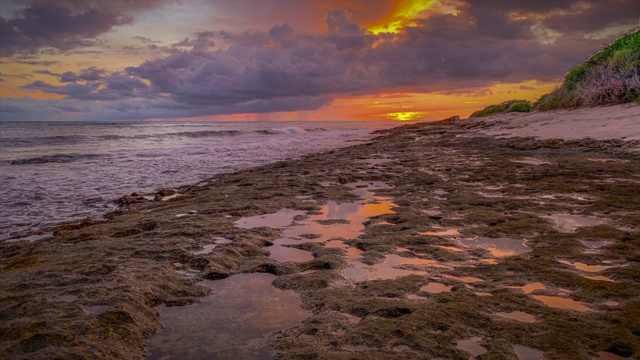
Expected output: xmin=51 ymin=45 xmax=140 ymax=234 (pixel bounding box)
xmin=507 ymin=101 xmax=532 ymax=113
xmin=470 ymin=100 xmax=532 ymax=118
xmin=537 ymin=28 xmax=640 ymax=111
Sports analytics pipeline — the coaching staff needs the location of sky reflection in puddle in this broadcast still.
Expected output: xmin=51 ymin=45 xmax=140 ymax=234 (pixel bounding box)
xmin=512 ymin=158 xmax=551 ymax=166
xmin=546 ymin=214 xmax=606 ymax=232
xmin=585 ymin=275 xmax=615 ymax=282
xmin=343 ymin=255 xmax=432 ymax=282
xmin=147 ymin=273 xmax=310 ymax=360
xmin=533 ymin=295 xmax=590 ymax=312
xmin=445 ymin=275 xmax=484 ymax=283
xmin=266 ymin=245 xmax=314 ymax=263
xmin=235 ymin=209 xmax=305 ymax=229
xmin=456 ymin=337 xmax=487 ymax=357
xmin=461 ymin=237 xmax=531 ymax=258
xmin=193 ymin=238 xmax=233 ymax=255
xmin=558 ymin=260 xmax=615 ymax=273
xmin=435 ymin=245 xmax=464 ymax=252
xmin=421 ymin=229 xmax=460 ymax=237
xmin=594 ymin=351 xmax=632 ymax=360
xmin=7 ymin=232 xmax=54 ymax=243
xmin=420 ymin=282 xmax=452 ymax=293
xmin=496 ymin=311 xmax=537 ymax=323
xmin=514 ymin=345 xmax=544 ymax=360
xmin=275 ymin=197 xmax=396 ymax=245
xmin=521 ymin=283 xmax=546 ymax=294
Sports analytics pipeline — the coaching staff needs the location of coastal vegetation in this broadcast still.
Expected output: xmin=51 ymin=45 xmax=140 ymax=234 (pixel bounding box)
xmin=537 ymin=28 xmax=640 ymax=110
xmin=472 ymin=28 xmax=639 ymax=116
xmin=470 ymin=100 xmax=532 ymax=118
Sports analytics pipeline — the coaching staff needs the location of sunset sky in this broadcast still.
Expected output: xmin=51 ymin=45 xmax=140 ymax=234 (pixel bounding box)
xmin=0 ymin=0 xmax=638 ymax=122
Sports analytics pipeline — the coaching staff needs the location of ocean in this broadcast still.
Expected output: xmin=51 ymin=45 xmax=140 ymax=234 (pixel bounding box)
xmin=0 ymin=120 xmax=396 ymax=240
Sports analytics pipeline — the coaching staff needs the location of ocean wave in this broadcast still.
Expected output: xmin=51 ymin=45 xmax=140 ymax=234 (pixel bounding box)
xmin=0 ymin=134 xmax=89 ymax=147
xmin=257 ymin=127 xmax=308 ymax=135
xmin=10 ymin=153 xmax=103 ymax=165
xmin=175 ymin=130 xmax=243 ymax=138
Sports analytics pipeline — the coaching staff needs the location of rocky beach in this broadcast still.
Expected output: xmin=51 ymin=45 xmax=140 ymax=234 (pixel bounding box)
xmin=1 ymin=104 xmax=639 ymax=359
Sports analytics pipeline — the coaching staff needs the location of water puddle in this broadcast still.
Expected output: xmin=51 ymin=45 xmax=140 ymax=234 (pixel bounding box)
xmin=481 ymin=259 xmax=499 ymax=265
xmin=423 ymin=210 xmax=443 ymax=217
xmin=147 ymin=273 xmax=310 ymax=360
xmin=582 ymin=240 xmax=608 ymax=248
xmin=521 ymin=283 xmax=546 ymax=294
xmin=235 ymin=209 xmax=305 ymax=229
xmin=193 ymin=238 xmax=233 ymax=255
xmin=326 ymin=240 xmax=363 ymax=259
xmin=496 ymin=311 xmax=537 ymax=323
xmin=344 ymin=253 xmax=446 ymax=282
xmin=373 ymin=220 xmax=395 ymax=226
xmin=421 ymin=229 xmax=460 ymax=237
xmin=594 ymin=351 xmax=632 ymax=359
xmin=6 ymin=232 xmax=53 ymax=243
xmin=275 ymin=199 xmax=395 ymax=245
xmin=343 ymin=345 xmax=376 ymax=352
xmin=56 ymin=294 xmax=78 ymax=302
xmin=445 ymin=275 xmax=484 ymax=283
xmin=420 ymin=282 xmax=452 ymax=294
xmin=533 ymin=295 xmax=590 ymax=312
xmin=193 ymin=244 xmax=217 ymax=255
xmin=558 ymin=260 xmax=615 ymax=273
xmin=356 ymin=158 xmax=394 ymax=166
xmin=546 ymin=214 xmax=606 ymax=232
xmin=512 ymin=158 xmax=551 ymax=166
xmin=603 ymin=301 xmax=620 ymax=307
xmin=340 ymin=313 xmax=362 ymax=324
xmin=456 ymin=337 xmax=487 ymax=357
xmin=479 ymin=192 xmax=504 ymax=198
xmin=86 ymin=305 xmax=111 ymax=315
xmin=176 ymin=211 xmax=198 ymax=218
xmin=585 ymin=275 xmax=615 ymax=282
xmin=435 ymin=245 xmax=464 ymax=252
xmin=266 ymin=245 xmax=314 ymax=263
xmin=460 ymin=237 xmax=531 ymax=258
xmin=514 ymin=345 xmax=544 ymax=360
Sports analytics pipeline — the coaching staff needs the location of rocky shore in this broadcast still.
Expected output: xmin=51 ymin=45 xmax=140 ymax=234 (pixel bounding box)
xmin=1 ymin=106 xmax=639 ymax=359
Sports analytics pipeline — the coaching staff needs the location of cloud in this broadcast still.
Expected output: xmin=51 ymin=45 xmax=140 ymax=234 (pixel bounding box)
xmin=125 ymin=6 xmax=615 ymax=115
xmin=3 ymin=0 xmax=638 ymax=121
xmin=0 ymin=0 xmax=171 ymax=57
xmin=23 ymin=71 xmax=150 ymax=100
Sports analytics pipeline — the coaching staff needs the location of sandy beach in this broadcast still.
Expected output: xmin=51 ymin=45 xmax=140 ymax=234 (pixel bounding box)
xmin=1 ymin=105 xmax=639 ymax=359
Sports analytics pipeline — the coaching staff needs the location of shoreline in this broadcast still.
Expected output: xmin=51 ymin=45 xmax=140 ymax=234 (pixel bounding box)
xmin=1 ymin=106 xmax=639 ymax=359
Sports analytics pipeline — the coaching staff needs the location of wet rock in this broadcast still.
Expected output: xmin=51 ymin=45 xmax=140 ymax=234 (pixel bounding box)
xmin=156 ymin=189 xmax=177 ymax=197
xmin=114 ymin=194 xmax=148 ymax=206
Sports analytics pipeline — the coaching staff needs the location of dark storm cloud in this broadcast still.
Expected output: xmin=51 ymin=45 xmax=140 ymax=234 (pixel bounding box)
xmin=0 ymin=0 xmax=171 ymax=57
xmin=542 ymin=0 xmax=640 ymax=33
xmin=4 ymin=0 xmax=638 ymax=121
xmin=60 ymin=67 xmax=107 ymax=83
xmin=125 ymin=5 xmax=624 ymax=115
xmin=23 ymin=72 xmax=149 ymax=101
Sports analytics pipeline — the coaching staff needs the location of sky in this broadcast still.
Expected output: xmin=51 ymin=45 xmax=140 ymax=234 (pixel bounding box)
xmin=0 ymin=0 xmax=638 ymax=122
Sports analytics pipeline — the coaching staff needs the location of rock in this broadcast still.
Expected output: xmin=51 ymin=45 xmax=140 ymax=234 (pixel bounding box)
xmin=156 ymin=189 xmax=177 ymax=197
xmin=153 ymin=194 xmax=163 ymax=201
xmin=441 ymin=115 xmax=461 ymax=123
xmin=114 ymin=195 xmax=148 ymax=206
